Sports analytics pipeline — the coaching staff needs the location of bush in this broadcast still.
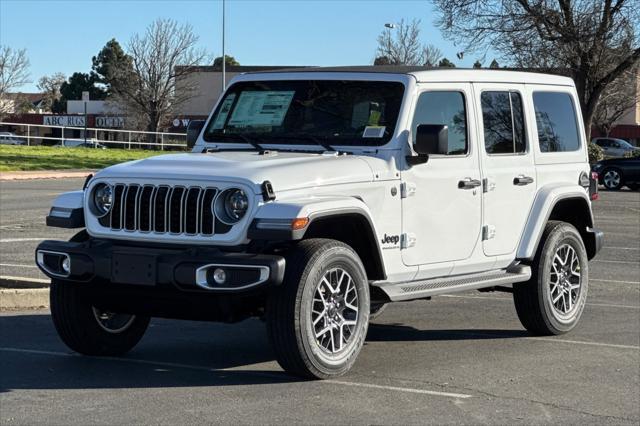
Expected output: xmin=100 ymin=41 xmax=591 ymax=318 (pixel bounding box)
xmin=588 ymin=142 xmax=604 ymax=164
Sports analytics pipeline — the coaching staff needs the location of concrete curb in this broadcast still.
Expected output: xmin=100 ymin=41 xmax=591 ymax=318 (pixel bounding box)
xmin=0 ymin=170 xmax=95 ymax=181
xmin=0 ymin=288 xmax=49 ymax=310
xmin=0 ymin=276 xmax=50 ymax=289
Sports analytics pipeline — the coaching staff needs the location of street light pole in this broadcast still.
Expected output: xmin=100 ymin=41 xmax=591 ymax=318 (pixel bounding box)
xmin=222 ymin=0 xmax=226 ymax=90
xmin=384 ymin=23 xmax=396 ymax=63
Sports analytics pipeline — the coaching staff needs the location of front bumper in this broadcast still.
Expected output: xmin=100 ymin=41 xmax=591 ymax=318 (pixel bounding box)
xmin=35 ymin=239 xmax=285 ymax=293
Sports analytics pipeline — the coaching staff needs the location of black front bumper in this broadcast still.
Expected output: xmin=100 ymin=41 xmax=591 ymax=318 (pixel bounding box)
xmin=35 ymin=239 xmax=285 ymax=293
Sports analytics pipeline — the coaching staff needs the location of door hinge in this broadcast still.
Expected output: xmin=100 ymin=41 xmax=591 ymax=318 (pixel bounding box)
xmin=482 ymin=225 xmax=496 ymax=240
xmin=400 ymin=182 xmax=416 ymax=198
xmin=483 ymin=177 xmax=496 ymax=193
xmin=401 ymin=233 xmax=416 ymax=249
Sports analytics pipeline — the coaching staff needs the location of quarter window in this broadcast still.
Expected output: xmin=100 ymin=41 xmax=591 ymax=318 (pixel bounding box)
xmin=533 ymin=92 xmax=581 ymax=152
xmin=481 ymin=91 xmax=526 ymax=154
xmin=412 ymin=91 xmax=468 ymax=155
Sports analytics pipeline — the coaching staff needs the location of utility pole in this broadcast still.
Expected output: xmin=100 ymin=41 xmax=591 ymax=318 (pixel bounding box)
xmin=222 ymin=0 xmax=226 ymax=90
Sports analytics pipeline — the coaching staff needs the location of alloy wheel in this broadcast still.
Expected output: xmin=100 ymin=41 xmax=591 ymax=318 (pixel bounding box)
xmin=92 ymin=307 xmax=137 ymax=334
xmin=548 ymin=244 xmax=582 ymax=315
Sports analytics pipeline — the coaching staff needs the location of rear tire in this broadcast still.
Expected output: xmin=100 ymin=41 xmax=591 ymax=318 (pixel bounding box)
xmin=50 ymin=279 xmax=150 ymax=356
xmin=513 ymin=221 xmax=588 ymax=335
xmin=266 ymin=239 xmax=369 ymax=379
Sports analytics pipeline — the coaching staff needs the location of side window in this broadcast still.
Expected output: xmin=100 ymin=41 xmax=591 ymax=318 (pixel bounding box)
xmin=533 ymin=92 xmax=581 ymax=152
xmin=481 ymin=91 xmax=526 ymax=154
xmin=412 ymin=91 xmax=467 ymax=155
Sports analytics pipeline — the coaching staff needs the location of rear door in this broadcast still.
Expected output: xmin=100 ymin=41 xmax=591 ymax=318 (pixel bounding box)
xmin=474 ymin=84 xmax=537 ymax=257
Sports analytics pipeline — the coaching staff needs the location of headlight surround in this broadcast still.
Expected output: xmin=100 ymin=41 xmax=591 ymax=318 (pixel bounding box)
xmin=214 ymin=188 xmax=249 ymax=225
xmin=92 ymin=183 xmax=113 ymax=217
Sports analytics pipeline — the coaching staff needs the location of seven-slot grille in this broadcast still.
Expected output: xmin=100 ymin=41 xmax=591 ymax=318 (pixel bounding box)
xmin=103 ymin=184 xmax=220 ymax=235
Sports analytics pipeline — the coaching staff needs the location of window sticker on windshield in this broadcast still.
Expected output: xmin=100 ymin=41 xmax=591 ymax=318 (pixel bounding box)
xmin=211 ymin=94 xmax=236 ymax=129
xmin=363 ymin=126 xmax=386 ymax=138
xmin=227 ymin=91 xmax=295 ymax=127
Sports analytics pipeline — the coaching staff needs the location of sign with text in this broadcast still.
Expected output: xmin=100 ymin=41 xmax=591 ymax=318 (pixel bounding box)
xmin=96 ymin=116 xmax=125 ymax=128
xmin=43 ymin=116 xmax=85 ymax=127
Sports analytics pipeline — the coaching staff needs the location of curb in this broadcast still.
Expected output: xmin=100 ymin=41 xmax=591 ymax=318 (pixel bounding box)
xmin=0 ymin=170 xmax=95 ymax=181
xmin=0 ymin=276 xmax=50 ymax=289
xmin=0 ymin=288 xmax=49 ymax=310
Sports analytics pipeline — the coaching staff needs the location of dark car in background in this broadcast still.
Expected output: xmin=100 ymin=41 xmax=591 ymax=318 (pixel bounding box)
xmin=593 ymin=156 xmax=640 ymax=190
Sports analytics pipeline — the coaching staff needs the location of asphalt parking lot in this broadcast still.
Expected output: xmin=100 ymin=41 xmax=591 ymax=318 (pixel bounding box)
xmin=0 ymin=178 xmax=639 ymax=424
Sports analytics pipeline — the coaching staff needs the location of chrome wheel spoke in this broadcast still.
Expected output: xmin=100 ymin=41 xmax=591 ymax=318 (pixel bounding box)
xmin=549 ymin=243 xmax=582 ymax=316
xmin=311 ymin=267 xmax=359 ymax=354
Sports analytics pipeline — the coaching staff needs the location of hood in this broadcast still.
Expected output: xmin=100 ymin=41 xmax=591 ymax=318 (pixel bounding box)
xmin=95 ymin=150 xmax=386 ymax=193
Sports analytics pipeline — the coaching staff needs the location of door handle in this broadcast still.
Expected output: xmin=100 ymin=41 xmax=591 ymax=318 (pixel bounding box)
xmin=458 ymin=178 xmax=482 ymax=189
xmin=513 ymin=175 xmax=534 ymax=186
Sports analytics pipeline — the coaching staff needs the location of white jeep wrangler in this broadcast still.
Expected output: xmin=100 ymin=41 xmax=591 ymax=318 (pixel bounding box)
xmin=37 ymin=67 xmax=603 ymax=379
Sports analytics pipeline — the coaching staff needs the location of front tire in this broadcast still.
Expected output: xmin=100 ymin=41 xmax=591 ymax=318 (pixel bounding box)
xmin=513 ymin=221 xmax=588 ymax=335
xmin=50 ymin=279 xmax=150 ymax=356
xmin=266 ymin=239 xmax=370 ymax=379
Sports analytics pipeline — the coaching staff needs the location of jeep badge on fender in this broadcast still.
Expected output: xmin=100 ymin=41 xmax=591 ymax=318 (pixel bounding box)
xmin=36 ymin=67 xmax=603 ymax=380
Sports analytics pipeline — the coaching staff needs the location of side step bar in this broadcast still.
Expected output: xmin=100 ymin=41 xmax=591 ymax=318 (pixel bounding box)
xmin=376 ymin=265 xmax=531 ymax=302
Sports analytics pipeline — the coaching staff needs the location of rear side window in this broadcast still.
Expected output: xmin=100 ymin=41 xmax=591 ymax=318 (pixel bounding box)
xmin=533 ymin=92 xmax=581 ymax=152
xmin=481 ymin=91 xmax=526 ymax=154
xmin=412 ymin=91 xmax=468 ymax=155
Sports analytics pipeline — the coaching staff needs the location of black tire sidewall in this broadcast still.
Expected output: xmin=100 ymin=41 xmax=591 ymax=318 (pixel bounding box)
xmin=296 ymin=244 xmax=370 ymax=376
xmin=536 ymin=225 xmax=589 ymax=333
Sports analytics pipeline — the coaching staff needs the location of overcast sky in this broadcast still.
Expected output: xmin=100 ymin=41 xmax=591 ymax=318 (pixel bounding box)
xmin=1 ymin=0 xmax=495 ymax=92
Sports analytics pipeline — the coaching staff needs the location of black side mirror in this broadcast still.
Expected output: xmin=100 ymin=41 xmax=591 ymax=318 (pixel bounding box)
xmin=186 ymin=120 xmax=206 ymax=149
xmin=407 ymin=124 xmax=449 ymax=165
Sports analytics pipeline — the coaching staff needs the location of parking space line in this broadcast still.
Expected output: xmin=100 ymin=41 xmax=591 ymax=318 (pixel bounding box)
xmin=0 ymin=347 xmax=473 ymax=399
xmin=592 ymin=259 xmax=639 ymax=265
xmin=0 ymin=238 xmax=45 ymax=243
xmin=323 ymin=379 xmax=472 ymax=399
xmin=527 ymin=337 xmax=639 ymax=350
xmin=603 ymin=246 xmax=640 ymax=251
xmin=439 ymin=294 xmax=640 ymax=309
xmin=0 ymin=263 xmax=37 ymax=269
xmin=590 ymin=278 xmax=640 ymax=285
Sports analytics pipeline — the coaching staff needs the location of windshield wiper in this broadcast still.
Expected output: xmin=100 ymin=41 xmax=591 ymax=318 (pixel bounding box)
xmin=283 ymin=134 xmax=336 ymax=152
xmin=216 ymin=133 xmax=266 ymax=151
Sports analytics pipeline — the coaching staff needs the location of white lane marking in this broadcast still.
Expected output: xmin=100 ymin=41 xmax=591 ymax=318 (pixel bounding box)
xmin=439 ymin=294 xmax=640 ymax=309
xmin=323 ymin=379 xmax=472 ymax=399
xmin=0 ymin=275 xmax=49 ymax=284
xmin=0 ymin=238 xmax=44 ymax=243
xmin=603 ymin=246 xmax=640 ymax=251
xmin=592 ymin=259 xmax=639 ymax=265
xmin=590 ymin=278 xmax=640 ymax=285
xmin=0 ymin=347 xmax=472 ymax=399
xmin=453 ymin=330 xmax=640 ymax=350
xmin=0 ymin=263 xmax=37 ymax=269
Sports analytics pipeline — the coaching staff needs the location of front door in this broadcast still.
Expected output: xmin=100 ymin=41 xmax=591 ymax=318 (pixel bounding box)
xmin=401 ymin=84 xmax=482 ymax=267
xmin=474 ymin=84 xmax=537 ymax=256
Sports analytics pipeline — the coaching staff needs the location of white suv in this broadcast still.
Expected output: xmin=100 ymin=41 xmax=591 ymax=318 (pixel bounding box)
xmin=37 ymin=67 xmax=603 ymax=379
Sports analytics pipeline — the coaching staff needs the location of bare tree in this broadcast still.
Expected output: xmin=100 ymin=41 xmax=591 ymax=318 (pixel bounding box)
xmin=37 ymin=72 xmax=66 ymax=113
xmin=375 ymin=19 xmax=428 ymax=66
xmin=117 ymin=19 xmax=209 ymax=140
xmin=432 ymin=0 xmax=640 ymax=139
xmin=0 ymin=46 xmax=30 ymax=118
xmin=423 ymin=44 xmax=443 ymax=67
xmin=593 ymin=68 xmax=639 ymax=136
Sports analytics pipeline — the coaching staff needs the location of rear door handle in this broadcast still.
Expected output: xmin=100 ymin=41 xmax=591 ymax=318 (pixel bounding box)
xmin=513 ymin=175 xmax=534 ymax=186
xmin=458 ymin=178 xmax=482 ymax=189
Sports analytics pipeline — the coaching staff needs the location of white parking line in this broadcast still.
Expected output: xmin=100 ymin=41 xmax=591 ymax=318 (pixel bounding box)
xmin=590 ymin=278 xmax=640 ymax=285
xmin=0 ymin=263 xmax=37 ymax=269
xmin=0 ymin=347 xmax=473 ymax=399
xmin=439 ymin=294 xmax=640 ymax=309
xmin=592 ymin=259 xmax=640 ymax=265
xmin=603 ymin=246 xmax=640 ymax=251
xmin=0 ymin=238 xmax=45 ymax=243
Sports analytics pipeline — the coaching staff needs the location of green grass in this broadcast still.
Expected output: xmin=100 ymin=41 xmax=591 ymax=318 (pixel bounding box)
xmin=0 ymin=145 xmax=168 ymax=172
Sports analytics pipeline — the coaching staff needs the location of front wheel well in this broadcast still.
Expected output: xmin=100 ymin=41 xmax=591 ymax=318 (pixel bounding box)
xmin=547 ymin=197 xmax=597 ymax=259
xmin=302 ymin=213 xmax=386 ymax=281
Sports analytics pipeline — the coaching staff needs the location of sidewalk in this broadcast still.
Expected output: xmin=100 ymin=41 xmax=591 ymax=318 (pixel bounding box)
xmin=0 ymin=276 xmax=50 ymax=310
xmin=0 ymin=169 xmax=95 ymax=181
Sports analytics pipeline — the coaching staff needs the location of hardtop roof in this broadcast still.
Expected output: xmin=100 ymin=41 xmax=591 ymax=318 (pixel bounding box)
xmin=245 ymin=65 xmax=575 ymax=86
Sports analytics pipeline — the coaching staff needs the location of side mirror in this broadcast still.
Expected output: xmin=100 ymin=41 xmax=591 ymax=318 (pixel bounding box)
xmin=186 ymin=120 xmax=206 ymax=149
xmin=408 ymin=124 xmax=449 ymax=165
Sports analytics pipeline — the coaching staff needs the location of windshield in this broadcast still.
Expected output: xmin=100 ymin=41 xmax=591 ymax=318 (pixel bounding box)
xmin=203 ymin=80 xmax=405 ymax=147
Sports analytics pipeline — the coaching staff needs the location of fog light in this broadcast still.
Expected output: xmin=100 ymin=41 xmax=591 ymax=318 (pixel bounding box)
xmin=61 ymin=256 xmax=71 ymax=274
xmin=213 ymin=268 xmax=226 ymax=284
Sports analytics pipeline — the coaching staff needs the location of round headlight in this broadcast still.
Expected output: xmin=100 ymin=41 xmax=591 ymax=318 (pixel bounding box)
xmin=93 ymin=183 xmax=113 ymax=216
xmin=214 ymin=188 xmax=248 ymax=224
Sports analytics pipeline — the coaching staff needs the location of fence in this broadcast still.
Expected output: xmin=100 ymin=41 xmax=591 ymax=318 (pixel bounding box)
xmin=0 ymin=122 xmax=187 ymax=150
